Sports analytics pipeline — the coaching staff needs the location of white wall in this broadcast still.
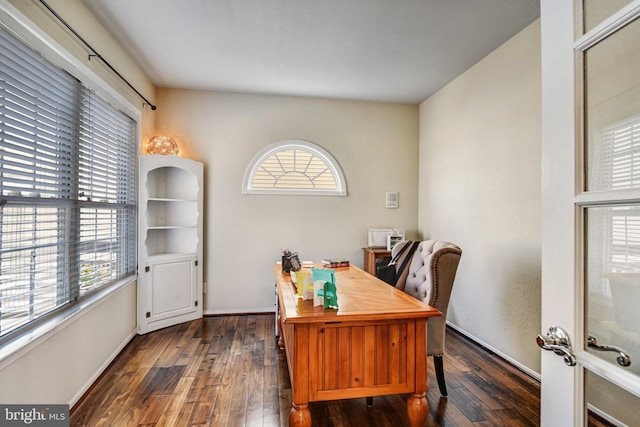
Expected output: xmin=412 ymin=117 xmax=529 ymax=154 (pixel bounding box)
xmin=419 ymin=20 xmax=542 ymax=374
xmin=154 ymin=89 xmax=419 ymax=313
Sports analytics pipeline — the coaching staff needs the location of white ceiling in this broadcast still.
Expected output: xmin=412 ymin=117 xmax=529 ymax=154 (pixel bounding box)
xmin=82 ymin=0 xmax=540 ymax=104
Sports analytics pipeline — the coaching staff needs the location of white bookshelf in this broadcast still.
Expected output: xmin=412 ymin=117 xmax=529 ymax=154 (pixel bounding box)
xmin=138 ymin=155 xmax=203 ymax=334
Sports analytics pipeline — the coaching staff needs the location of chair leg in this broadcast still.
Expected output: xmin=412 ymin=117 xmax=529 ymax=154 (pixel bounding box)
xmin=433 ymin=355 xmax=448 ymax=397
xmin=366 ymin=396 xmax=373 ymax=407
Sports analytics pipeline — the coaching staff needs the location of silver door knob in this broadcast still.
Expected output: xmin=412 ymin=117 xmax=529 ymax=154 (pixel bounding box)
xmin=536 ymin=326 xmax=576 ymax=366
xmin=587 ymin=335 xmax=631 ymax=367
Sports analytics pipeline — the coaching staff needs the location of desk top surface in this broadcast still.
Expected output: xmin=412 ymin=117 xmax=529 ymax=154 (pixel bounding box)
xmin=275 ymin=264 xmax=441 ymax=324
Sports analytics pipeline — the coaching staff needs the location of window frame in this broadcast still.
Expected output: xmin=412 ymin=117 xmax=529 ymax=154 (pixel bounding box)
xmin=242 ymin=139 xmax=347 ymax=196
xmin=0 ymin=1 xmax=140 ymax=354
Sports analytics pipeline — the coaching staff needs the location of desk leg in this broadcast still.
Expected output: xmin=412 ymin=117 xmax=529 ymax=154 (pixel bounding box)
xmin=277 ymin=317 xmax=285 ymax=349
xmin=289 ymin=403 xmax=311 ymax=427
xmin=407 ymin=392 xmax=428 ymax=427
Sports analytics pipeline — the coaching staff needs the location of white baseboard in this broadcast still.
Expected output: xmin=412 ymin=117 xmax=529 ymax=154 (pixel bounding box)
xmin=204 ymin=306 xmax=274 ymax=316
xmin=68 ymin=328 xmax=137 ymax=408
xmin=446 ymin=321 xmax=541 ymax=381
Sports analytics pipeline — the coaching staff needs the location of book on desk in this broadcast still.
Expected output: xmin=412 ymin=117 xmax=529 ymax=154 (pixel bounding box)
xmin=320 ymin=258 xmax=350 ymax=268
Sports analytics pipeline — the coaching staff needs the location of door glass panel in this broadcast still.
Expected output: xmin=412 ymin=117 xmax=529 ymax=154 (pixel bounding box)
xmin=583 ymin=0 xmax=634 ymax=33
xmin=585 ymin=205 xmax=640 ymax=377
xmin=585 ymin=370 xmax=640 ymax=426
xmin=580 ymin=3 xmax=640 ymax=426
xmin=584 ymin=17 xmax=640 ymax=192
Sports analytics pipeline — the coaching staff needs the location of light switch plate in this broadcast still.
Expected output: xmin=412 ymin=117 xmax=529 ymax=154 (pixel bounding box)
xmin=385 ymin=192 xmax=399 ymax=208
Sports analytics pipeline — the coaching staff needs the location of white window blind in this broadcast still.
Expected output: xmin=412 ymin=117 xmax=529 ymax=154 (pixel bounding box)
xmin=589 ymin=114 xmax=640 ymax=192
xmin=0 ymin=25 xmax=137 ymax=338
xmin=243 ymin=140 xmax=347 ymax=196
xmin=586 ymin=116 xmax=640 ymax=296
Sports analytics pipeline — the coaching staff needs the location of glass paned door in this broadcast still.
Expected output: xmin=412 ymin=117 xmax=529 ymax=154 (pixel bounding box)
xmin=541 ymin=1 xmax=640 ymax=425
xmin=581 ymin=6 xmax=640 ymax=426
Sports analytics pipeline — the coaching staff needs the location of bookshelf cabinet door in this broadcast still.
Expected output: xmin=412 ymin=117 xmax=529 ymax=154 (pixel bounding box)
xmin=138 ymin=255 xmax=198 ymax=334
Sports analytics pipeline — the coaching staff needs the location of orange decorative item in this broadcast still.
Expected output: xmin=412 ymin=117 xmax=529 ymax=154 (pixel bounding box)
xmin=146 ymin=135 xmax=180 ymax=155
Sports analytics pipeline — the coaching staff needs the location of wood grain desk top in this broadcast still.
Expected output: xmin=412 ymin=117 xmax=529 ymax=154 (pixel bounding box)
xmin=274 ymin=264 xmax=441 ymax=324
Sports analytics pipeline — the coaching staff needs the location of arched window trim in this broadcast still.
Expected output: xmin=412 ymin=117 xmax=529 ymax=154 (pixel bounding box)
xmin=242 ymin=140 xmax=347 ymax=196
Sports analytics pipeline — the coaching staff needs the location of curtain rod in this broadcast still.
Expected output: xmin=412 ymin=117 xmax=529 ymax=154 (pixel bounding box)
xmin=38 ymin=0 xmax=157 ymax=110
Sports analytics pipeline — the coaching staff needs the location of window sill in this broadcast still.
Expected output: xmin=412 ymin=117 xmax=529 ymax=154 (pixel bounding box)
xmin=0 ymin=275 xmax=137 ymax=370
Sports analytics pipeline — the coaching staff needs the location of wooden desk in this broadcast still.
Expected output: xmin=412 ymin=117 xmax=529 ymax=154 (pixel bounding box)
xmin=362 ymin=247 xmax=392 ymax=276
xmin=274 ymin=264 xmax=441 ymax=427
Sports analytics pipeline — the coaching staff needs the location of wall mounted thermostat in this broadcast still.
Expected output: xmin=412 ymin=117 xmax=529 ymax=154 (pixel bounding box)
xmin=385 ymin=192 xmax=399 ymax=208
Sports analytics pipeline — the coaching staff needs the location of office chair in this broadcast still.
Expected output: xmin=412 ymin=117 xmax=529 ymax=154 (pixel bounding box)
xmin=393 ymin=239 xmax=462 ymax=397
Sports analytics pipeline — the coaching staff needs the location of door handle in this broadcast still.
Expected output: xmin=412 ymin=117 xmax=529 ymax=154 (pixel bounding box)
xmin=536 ymin=326 xmax=576 ymax=366
xmin=587 ymin=335 xmax=631 ymax=367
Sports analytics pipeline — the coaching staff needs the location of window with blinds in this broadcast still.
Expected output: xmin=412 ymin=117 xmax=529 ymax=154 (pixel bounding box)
xmin=243 ymin=140 xmax=347 ymax=196
xmin=0 ymin=25 xmax=137 ymax=339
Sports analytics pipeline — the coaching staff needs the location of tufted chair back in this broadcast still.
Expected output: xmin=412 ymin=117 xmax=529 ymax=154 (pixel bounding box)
xmin=391 ymin=239 xmax=462 ymax=396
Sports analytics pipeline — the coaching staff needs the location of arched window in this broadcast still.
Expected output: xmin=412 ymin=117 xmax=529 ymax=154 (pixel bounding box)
xmin=242 ymin=140 xmax=347 ymax=196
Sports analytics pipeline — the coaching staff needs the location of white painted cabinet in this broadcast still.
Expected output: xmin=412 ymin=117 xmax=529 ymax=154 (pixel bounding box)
xmin=138 ymin=155 xmax=203 ymax=334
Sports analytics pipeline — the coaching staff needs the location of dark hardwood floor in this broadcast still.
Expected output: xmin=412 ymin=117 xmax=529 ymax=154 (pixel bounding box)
xmin=70 ymin=314 xmax=541 ymax=426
